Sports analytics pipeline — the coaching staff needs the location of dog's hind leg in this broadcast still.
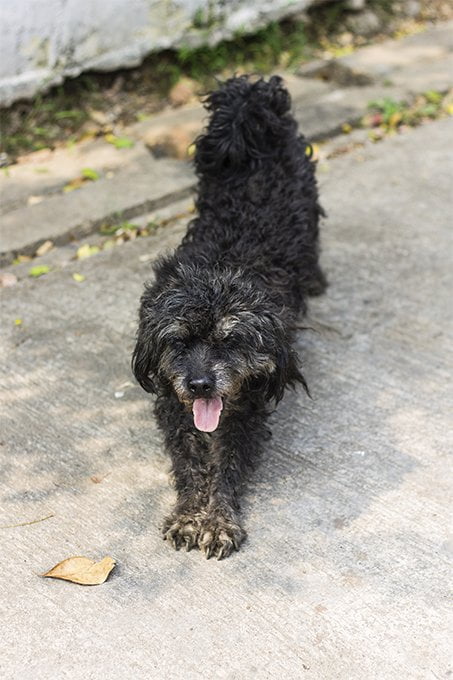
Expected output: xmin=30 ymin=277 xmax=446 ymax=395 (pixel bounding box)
xmin=305 ymin=263 xmax=328 ymax=297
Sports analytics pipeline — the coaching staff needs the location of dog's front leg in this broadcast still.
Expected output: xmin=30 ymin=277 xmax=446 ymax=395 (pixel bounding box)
xmin=156 ymin=395 xmax=211 ymax=551
xmin=199 ymin=409 xmax=268 ymax=560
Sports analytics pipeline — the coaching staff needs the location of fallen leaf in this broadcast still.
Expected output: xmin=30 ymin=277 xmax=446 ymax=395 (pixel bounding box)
xmin=0 ymin=272 xmax=17 ymax=287
xmin=41 ymin=556 xmax=115 ymax=585
xmin=371 ymin=113 xmax=383 ymax=126
xmin=14 ymin=318 xmax=22 ymax=325
xmin=113 ymin=136 xmax=134 ymax=149
xmin=105 ymin=133 xmax=134 ymax=149
xmin=388 ymin=111 xmax=403 ymax=128
xmin=28 ymin=195 xmax=44 ymax=205
xmin=90 ymin=472 xmax=110 ymax=484
xmin=88 ymin=108 xmax=110 ymax=125
xmin=424 ymin=90 xmax=442 ymax=105
xmin=309 ymin=143 xmax=320 ymax=161
xmin=72 ymin=272 xmax=86 ymax=282
xmin=63 ymin=177 xmax=84 ymax=192
xmin=368 ymin=129 xmax=384 ymax=142
xmin=100 ymin=223 xmax=118 ymax=235
xmin=81 ymin=167 xmax=100 ymax=181
xmin=77 ymin=130 xmax=98 ymax=144
xmin=76 ymin=243 xmax=91 ymax=259
xmin=76 ymin=244 xmax=100 ymax=259
xmin=36 ymin=240 xmax=53 ymax=257
xmin=28 ymin=265 xmax=50 ymax=277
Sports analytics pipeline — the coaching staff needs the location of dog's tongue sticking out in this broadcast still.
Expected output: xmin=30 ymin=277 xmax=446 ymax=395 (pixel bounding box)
xmin=192 ymin=397 xmax=223 ymax=432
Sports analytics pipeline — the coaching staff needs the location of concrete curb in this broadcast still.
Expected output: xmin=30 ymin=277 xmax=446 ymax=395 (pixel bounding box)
xmin=0 ymin=156 xmax=196 ymax=263
xmin=1 ymin=22 xmax=452 ymax=264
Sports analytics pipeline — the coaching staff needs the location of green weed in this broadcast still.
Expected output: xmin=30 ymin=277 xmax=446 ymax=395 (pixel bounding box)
xmin=363 ymin=91 xmax=449 ymax=134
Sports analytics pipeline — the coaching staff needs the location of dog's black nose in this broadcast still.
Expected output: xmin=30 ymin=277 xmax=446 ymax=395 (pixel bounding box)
xmin=188 ymin=376 xmax=215 ymax=398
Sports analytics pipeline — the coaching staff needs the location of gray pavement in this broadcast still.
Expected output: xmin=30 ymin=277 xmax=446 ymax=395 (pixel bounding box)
xmin=1 ymin=114 xmax=452 ymax=678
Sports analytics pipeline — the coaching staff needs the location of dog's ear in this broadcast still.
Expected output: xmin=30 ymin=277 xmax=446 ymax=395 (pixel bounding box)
xmin=266 ymin=343 xmax=309 ymax=403
xmin=131 ymin=304 xmax=159 ymax=394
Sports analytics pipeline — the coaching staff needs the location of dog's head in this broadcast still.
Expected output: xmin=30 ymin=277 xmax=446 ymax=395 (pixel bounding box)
xmin=132 ymin=259 xmax=305 ymax=432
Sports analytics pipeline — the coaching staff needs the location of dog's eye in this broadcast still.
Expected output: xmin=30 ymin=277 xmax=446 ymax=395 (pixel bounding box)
xmin=169 ymin=337 xmax=187 ymax=351
xmin=222 ymin=327 xmax=263 ymax=349
xmin=219 ymin=330 xmax=238 ymax=345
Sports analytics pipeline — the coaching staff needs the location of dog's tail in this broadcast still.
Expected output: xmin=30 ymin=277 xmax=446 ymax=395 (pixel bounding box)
xmin=194 ymin=75 xmax=307 ymax=179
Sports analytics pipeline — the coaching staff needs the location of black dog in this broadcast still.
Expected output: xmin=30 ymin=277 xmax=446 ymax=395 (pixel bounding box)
xmin=132 ymin=75 xmax=326 ymax=559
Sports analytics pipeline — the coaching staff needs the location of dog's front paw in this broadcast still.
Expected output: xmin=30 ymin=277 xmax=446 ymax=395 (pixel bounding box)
xmin=199 ymin=514 xmax=246 ymax=560
xmin=162 ymin=510 xmax=205 ymax=552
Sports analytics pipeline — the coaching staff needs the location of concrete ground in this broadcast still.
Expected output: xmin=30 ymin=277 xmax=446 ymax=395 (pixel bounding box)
xmin=1 ymin=26 xmax=452 ymax=680
xmin=0 ymin=116 xmax=451 ymax=680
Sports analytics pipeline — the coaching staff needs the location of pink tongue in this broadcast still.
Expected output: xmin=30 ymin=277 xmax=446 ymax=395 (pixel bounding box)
xmin=192 ymin=397 xmax=223 ymax=432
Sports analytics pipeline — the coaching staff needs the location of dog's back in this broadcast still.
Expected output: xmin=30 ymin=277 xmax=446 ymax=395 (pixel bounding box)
xmin=180 ymin=75 xmax=326 ymax=308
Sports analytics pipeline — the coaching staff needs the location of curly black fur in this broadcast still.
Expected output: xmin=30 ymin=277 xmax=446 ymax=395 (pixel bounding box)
xmin=132 ymin=75 xmax=326 ymax=559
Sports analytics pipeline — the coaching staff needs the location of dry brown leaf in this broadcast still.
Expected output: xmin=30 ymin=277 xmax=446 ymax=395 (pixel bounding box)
xmin=36 ymin=240 xmax=54 ymax=256
xmin=90 ymin=472 xmax=110 ymax=484
xmin=27 ymin=195 xmax=44 ymax=206
xmin=76 ymin=243 xmax=100 ymax=259
xmin=41 ymin=555 xmax=115 ymax=585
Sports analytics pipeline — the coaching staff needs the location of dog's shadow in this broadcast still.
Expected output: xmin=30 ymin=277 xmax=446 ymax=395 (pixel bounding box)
xmin=227 ymin=286 xmax=429 ymax=597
